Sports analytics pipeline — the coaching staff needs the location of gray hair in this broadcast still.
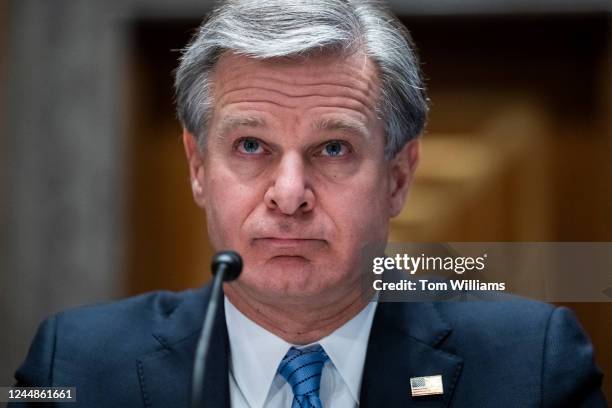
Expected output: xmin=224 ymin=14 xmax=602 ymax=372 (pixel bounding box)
xmin=175 ymin=0 xmax=427 ymax=158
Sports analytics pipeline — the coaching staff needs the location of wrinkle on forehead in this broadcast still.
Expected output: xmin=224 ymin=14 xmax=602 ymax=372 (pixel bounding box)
xmin=210 ymin=52 xmax=382 ymax=123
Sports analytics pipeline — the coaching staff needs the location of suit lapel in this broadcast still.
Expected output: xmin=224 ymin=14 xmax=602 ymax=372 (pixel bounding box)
xmin=135 ymin=286 xmax=462 ymax=407
xmin=360 ymin=301 xmax=463 ymax=408
xmin=137 ymin=286 xmax=230 ymax=408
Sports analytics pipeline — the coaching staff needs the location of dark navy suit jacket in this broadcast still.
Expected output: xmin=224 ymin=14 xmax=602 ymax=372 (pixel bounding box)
xmin=11 ymin=284 xmax=607 ymax=407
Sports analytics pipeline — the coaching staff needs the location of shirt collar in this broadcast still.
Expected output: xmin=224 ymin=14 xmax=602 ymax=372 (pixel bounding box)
xmin=319 ymin=300 xmax=377 ymax=403
xmin=225 ymin=296 xmax=378 ymax=408
xmin=225 ymin=297 xmax=292 ymax=408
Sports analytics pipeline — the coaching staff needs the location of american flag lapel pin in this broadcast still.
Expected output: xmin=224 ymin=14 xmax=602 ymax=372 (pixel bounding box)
xmin=410 ymin=374 xmax=444 ymax=397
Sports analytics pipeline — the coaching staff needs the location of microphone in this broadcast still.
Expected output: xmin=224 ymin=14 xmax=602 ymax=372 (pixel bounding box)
xmin=191 ymin=250 xmax=243 ymax=408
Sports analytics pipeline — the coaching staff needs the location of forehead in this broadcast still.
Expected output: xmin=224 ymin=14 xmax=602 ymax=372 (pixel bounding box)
xmin=209 ymin=51 xmax=382 ymax=128
xmin=213 ymin=49 xmax=380 ymax=80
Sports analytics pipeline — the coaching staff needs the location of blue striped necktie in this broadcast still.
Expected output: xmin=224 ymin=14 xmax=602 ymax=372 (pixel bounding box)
xmin=277 ymin=344 xmax=329 ymax=408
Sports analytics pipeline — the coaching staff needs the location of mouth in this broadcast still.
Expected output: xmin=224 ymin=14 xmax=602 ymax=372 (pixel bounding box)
xmin=251 ymin=237 xmax=328 ymax=257
xmin=254 ymin=237 xmax=326 ymax=248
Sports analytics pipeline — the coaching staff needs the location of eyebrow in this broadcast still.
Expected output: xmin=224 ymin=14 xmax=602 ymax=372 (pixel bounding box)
xmin=312 ymin=117 xmax=370 ymax=140
xmin=216 ymin=115 xmax=370 ymax=140
xmin=217 ymin=115 xmax=266 ymax=137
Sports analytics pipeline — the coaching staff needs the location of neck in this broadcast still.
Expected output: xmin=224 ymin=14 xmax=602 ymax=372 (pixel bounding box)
xmin=224 ymin=282 xmax=372 ymax=345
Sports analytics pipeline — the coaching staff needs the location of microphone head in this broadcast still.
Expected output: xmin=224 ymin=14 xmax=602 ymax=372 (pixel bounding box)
xmin=211 ymin=250 xmax=243 ymax=282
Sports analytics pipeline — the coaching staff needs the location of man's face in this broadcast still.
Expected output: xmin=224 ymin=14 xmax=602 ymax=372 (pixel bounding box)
xmin=184 ymin=52 xmax=417 ymax=303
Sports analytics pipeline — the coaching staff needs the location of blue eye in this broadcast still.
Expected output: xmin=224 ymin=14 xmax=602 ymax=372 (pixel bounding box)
xmin=237 ymin=137 xmax=262 ymax=154
xmin=322 ymin=141 xmax=347 ymax=157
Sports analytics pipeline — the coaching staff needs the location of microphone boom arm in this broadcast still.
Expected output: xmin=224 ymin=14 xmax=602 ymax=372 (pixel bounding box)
xmin=191 ymin=251 xmax=242 ymax=408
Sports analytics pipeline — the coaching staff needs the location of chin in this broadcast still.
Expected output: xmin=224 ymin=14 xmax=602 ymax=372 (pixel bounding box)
xmin=238 ymin=259 xmax=346 ymax=300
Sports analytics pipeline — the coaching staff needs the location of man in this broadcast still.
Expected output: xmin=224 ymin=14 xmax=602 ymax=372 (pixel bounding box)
xmin=12 ymin=0 xmax=606 ymax=407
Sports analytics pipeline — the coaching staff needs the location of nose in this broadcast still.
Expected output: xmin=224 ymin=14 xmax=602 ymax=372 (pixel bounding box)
xmin=264 ymin=152 xmax=315 ymax=215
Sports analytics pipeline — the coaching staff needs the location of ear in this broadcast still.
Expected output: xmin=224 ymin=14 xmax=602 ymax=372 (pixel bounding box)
xmin=388 ymin=139 xmax=420 ymax=217
xmin=182 ymin=128 xmax=207 ymax=209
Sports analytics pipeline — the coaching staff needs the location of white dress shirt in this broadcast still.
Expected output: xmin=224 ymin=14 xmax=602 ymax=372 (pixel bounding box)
xmin=225 ymin=297 xmax=378 ymax=408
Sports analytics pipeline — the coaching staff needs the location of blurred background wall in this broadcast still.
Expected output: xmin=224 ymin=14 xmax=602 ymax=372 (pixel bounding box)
xmin=1 ymin=0 xmax=611 ymax=398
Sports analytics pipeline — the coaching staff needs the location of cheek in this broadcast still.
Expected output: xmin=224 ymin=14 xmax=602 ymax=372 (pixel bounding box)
xmin=202 ymin=171 xmax=260 ymax=250
xmin=323 ymin=167 xmax=391 ymax=246
xmin=339 ymin=194 xmax=388 ymax=241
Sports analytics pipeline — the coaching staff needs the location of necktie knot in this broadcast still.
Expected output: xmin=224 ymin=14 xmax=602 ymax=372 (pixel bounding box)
xmin=278 ymin=344 xmax=328 ymax=407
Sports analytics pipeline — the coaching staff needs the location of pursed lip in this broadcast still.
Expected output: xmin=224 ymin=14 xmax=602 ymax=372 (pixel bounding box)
xmin=255 ymin=237 xmax=325 ymax=245
xmin=252 ymin=237 xmax=327 ymax=249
